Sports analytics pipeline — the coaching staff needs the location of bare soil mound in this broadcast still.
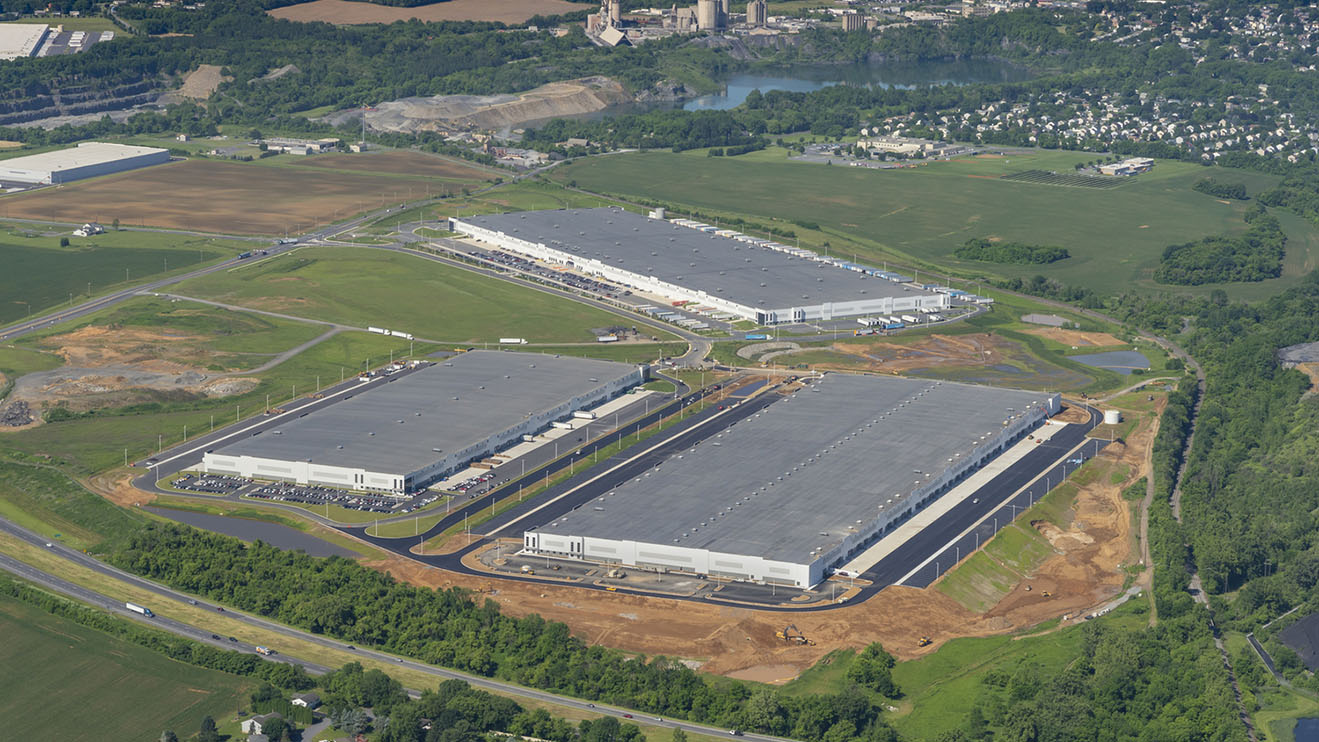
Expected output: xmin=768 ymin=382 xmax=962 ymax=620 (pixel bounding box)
xmin=324 ymin=77 xmax=630 ymax=134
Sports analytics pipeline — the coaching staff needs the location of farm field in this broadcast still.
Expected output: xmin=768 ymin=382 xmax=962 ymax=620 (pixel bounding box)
xmin=291 ymin=149 xmax=497 ymax=181
xmin=173 ymin=246 xmax=635 ymax=344
xmin=0 ymin=593 xmax=251 ymax=742
xmin=268 ymin=0 xmax=582 ymax=24
xmin=0 ymin=159 xmax=449 ymax=235
xmin=0 ymin=225 xmax=247 ymax=325
xmin=553 ymin=148 xmax=1319 ymax=299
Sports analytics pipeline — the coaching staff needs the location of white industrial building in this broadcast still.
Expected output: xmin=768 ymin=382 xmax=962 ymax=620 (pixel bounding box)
xmin=0 ymin=142 xmax=170 ymax=185
xmin=452 ymin=207 xmax=948 ymax=325
xmin=202 ymin=352 xmax=646 ymax=493
xmin=524 ymin=374 xmax=1059 ymax=587
xmin=0 ymin=24 xmax=49 ymax=60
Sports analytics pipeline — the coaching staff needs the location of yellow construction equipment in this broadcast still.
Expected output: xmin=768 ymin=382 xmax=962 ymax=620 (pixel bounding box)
xmin=776 ymin=625 xmax=814 ymax=645
xmin=1042 ymin=591 xmax=1052 ymax=598
xmin=917 ymin=636 xmax=933 ymax=647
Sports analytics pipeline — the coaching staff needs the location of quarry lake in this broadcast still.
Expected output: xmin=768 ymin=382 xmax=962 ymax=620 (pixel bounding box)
xmin=682 ymin=58 xmax=1035 ymax=111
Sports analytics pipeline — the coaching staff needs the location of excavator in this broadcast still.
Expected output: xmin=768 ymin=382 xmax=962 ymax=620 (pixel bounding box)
xmin=917 ymin=636 xmax=933 ymax=647
xmin=776 ymin=624 xmax=815 ymax=645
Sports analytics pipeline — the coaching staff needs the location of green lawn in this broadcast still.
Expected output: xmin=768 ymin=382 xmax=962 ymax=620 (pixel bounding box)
xmin=0 ymin=224 xmax=250 ymax=325
xmin=553 ymin=149 xmax=1318 ymax=300
xmin=934 ymin=550 xmax=1021 ymax=613
xmin=0 ymin=592 xmax=252 ymax=742
xmin=511 ymin=342 xmax=687 ymax=363
xmin=0 ymin=460 xmax=145 ymax=550
xmin=172 ymin=245 xmax=635 ymax=344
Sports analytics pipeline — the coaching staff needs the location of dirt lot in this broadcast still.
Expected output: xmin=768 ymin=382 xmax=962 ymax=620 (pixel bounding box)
xmin=175 ymin=64 xmax=230 ymax=101
xmin=268 ymin=0 xmax=582 ymax=24
xmin=343 ymin=408 xmax=1151 ymax=682
xmin=296 ymin=150 xmax=493 ymax=181
xmin=10 ymin=325 xmax=258 ymax=415
xmin=0 ymin=159 xmax=442 ymax=235
xmin=1023 ymin=326 xmax=1125 ymax=347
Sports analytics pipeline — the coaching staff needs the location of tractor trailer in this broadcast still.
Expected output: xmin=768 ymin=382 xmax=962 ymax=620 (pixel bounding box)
xmin=125 ymin=602 xmax=154 ymax=617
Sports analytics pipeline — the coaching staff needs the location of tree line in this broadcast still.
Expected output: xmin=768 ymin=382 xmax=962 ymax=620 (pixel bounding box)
xmin=110 ymin=523 xmax=901 ymax=742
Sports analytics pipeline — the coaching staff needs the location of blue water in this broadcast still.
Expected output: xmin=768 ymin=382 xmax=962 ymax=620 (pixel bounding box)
xmin=1069 ymin=350 xmax=1150 ymax=375
xmin=683 ymin=59 xmax=1033 ymax=111
xmin=1295 ymin=718 xmax=1319 ymax=741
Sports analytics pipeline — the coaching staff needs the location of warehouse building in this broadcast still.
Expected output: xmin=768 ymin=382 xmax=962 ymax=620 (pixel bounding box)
xmin=202 ymin=352 xmax=646 ymax=493
xmin=524 ymin=374 xmax=1059 ymax=587
xmin=452 ymin=207 xmax=948 ymax=325
xmin=0 ymin=142 xmax=170 ymax=185
xmin=0 ymin=24 xmax=49 ymax=60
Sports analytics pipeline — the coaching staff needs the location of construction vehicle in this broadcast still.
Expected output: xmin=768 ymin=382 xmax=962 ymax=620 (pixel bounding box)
xmin=1041 ymin=591 xmax=1052 ymax=598
xmin=606 ymin=568 xmax=626 ymax=579
xmin=776 ymin=624 xmax=815 ymax=645
xmin=917 ymin=636 xmax=932 ymax=647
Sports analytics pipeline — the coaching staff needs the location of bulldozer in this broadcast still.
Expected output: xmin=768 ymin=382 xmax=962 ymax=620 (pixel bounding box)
xmin=776 ymin=624 xmax=815 ymax=645
xmin=917 ymin=636 xmax=933 ymax=647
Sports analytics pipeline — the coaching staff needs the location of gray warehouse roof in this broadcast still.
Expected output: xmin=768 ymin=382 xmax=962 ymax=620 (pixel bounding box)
xmin=534 ymin=374 xmax=1053 ymax=565
xmin=459 ymin=207 xmax=939 ymax=310
xmin=214 ymin=351 xmax=640 ymax=477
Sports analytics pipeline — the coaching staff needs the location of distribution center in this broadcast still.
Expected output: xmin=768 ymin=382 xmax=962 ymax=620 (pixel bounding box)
xmin=523 ymin=374 xmax=1059 ymax=587
xmin=451 ymin=207 xmax=949 ymax=324
xmin=0 ymin=142 xmax=170 ymax=185
xmin=202 ymin=351 xmax=646 ymax=493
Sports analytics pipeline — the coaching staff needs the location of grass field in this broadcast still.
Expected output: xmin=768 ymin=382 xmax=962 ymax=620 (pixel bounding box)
xmin=0 ymin=158 xmax=457 ymax=236
xmin=0 ymin=592 xmax=251 ymax=742
xmin=553 ymin=148 xmax=1319 ymax=300
xmin=0 ymin=460 xmax=145 ymax=550
xmin=0 ymin=224 xmax=249 ymax=325
xmin=0 ymin=533 xmax=728 ymax=742
xmin=173 ymin=246 xmax=634 ymax=344
xmin=512 ymin=342 xmax=687 ymax=363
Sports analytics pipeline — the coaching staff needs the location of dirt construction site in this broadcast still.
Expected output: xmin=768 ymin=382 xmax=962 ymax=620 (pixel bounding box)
xmin=326 ymin=397 xmax=1156 ymax=684
xmin=6 ymin=325 xmax=258 ymax=420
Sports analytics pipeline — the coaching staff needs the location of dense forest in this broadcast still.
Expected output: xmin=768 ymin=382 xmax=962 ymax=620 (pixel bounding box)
xmin=1153 ymin=205 xmax=1286 ymax=285
xmin=954 ymin=238 xmax=1070 ymax=265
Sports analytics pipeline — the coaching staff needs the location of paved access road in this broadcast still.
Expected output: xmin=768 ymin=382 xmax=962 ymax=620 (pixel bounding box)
xmin=0 ymin=516 xmax=785 ymax=742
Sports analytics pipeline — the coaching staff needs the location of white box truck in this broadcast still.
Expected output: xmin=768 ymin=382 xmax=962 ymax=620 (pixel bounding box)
xmin=125 ymin=602 xmax=154 ymax=617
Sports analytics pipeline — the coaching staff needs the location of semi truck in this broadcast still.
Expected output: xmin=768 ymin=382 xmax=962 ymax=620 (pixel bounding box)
xmin=499 ymin=337 xmax=528 ymax=345
xmin=389 ymin=330 xmax=414 ymax=340
xmin=368 ymin=326 xmax=389 ymax=335
xmin=125 ymin=602 xmax=154 ymax=617
xmin=745 ymin=333 xmax=769 ymax=340
xmin=255 ymin=646 xmax=276 ymax=656
xmin=572 ymin=410 xmax=597 ymax=420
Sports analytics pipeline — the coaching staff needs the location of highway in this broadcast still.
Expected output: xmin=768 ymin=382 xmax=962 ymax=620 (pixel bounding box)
xmin=0 ymin=516 xmax=786 ymax=742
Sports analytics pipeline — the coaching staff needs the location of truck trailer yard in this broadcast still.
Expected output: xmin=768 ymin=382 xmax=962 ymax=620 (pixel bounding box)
xmin=452 ymin=207 xmax=950 ymax=325
xmin=522 ymin=373 xmax=1059 ymax=588
xmin=201 ymin=351 xmax=646 ymax=493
